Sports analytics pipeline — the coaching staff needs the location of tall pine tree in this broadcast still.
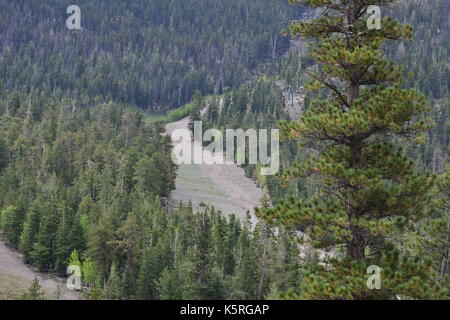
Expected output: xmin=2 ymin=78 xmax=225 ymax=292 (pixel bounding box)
xmin=258 ymin=0 xmax=447 ymax=299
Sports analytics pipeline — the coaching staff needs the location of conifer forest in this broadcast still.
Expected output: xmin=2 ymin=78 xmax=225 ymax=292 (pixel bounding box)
xmin=0 ymin=0 xmax=448 ymax=303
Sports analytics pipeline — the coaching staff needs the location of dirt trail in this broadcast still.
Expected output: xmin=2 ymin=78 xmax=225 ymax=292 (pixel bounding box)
xmin=166 ymin=118 xmax=266 ymax=225
xmin=0 ymin=233 xmax=81 ymax=300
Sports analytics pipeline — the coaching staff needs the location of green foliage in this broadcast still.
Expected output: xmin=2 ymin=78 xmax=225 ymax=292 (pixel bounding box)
xmin=157 ymin=267 xmax=180 ymax=300
xmin=231 ymin=225 xmax=259 ymax=299
xmin=0 ymin=100 xmax=177 ymax=277
xmin=0 ymin=0 xmax=447 ymax=301
xmin=1 ymin=205 xmax=25 ymax=248
xmin=417 ymin=165 xmax=450 ymax=291
xmin=200 ymin=77 xmax=289 ymax=188
xmin=0 ymin=0 xmax=299 ymax=110
xmin=258 ymin=0 xmax=448 ymax=299
xmin=68 ymin=250 xmax=81 ymax=267
xmin=30 ymin=199 xmax=59 ymax=271
xmin=81 ymin=258 xmax=97 ymax=289
xmin=86 ymin=216 xmax=115 ymax=284
xmin=104 ymin=264 xmax=124 ymax=300
xmin=19 ymin=200 xmax=42 ymax=263
xmin=18 ymin=277 xmax=47 ymax=300
xmin=0 ymin=138 xmax=8 ymax=171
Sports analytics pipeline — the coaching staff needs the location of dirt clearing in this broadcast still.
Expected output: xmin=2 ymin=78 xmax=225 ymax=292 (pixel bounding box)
xmin=166 ymin=117 xmax=266 ymax=225
xmin=0 ymin=233 xmax=81 ymax=300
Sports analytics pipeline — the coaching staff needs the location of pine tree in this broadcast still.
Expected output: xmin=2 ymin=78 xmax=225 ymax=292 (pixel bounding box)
xmin=18 ymin=277 xmax=47 ymax=300
xmin=134 ymin=155 xmax=163 ymax=197
xmin=56 ymin=214 xmax=86 ymax=274
xmin=211 ymin=211 xmax=227 ymax=270
xmin=114 ymin=213 xmax=141 ymax=298
xmin=68 ymin=249 xmax=82 ymax=268
xmin=419 ymin=165 xmax=450 ymax=290
xmin=195 ymin=209 xmax=214 ymax=299
xmin=1 ymin=205 xmax=25 ymax=248
xmin=104 ymin=263 xmax=123 ymax=300
xmin=435 ymin=166 xmax=450 ymax=281
xmin=178 ymin=247 xmax=199 ymax=300
xmin=81 ymin=258 xmax=97 ymax=290
xmin=223 ymin=214 xmax=241 ymax=276
xmin=86 ymin=216 xmax=115 ymax=284
xmin=19 ymin=199 xmax=43 ymax=263
xmin=0 ymin=137 xmax=8 ymax=171
xmin=157 ymin=267 xmax=181 ymax=300
xmin=267 ymin=229 xmax=302 ymax=298
xmin=136 ymin=247 xmax=160 ymax=300
xmin=230 ymin=224 xmax=258 ymax=299
xmin=55 ymin=205 xmax=75 ymax=273
xmin=30 ymin=200 xmax=59 ymax=271
xmin=258 ymin=0 xmax=447 ymax=299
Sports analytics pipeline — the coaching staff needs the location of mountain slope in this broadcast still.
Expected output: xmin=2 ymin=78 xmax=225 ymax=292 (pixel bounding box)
xmin=0 ymin=0 xmax=302 ymax=111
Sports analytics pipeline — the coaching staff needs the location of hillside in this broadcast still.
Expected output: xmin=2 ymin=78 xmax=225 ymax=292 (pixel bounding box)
xmin=0 ymin=0 xmax=302 ymax=111
xmin=0 ymin=0 xmax=448 ymax=301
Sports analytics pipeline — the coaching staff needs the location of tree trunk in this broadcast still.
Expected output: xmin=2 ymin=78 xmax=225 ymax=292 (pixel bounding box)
xmin=347 ymin=230 xmax=366 ymax=260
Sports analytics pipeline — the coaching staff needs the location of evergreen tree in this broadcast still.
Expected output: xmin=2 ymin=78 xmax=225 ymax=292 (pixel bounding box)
xmin=134 ymin=156 xmax=163 ymax=197
xmin=271 ymin=230 xmax=302 ymax=296
xmin=81 ymin=258 xmax=97 ymax=290
xmin=0 ymin=137 xmax=8 ymax=171
xmin=188 ymin=90 xmax=203 ymax=134
xmin=55 ymin=205 xmax=75 ymax=273
xmin=104 ymin=263 xmax=123 ymax=300
xmin=86 ymin=216 xmax=115 ymax=284
xmin=18 ymin=277 xmax=47 ymax=300
xmin=178 ymin=247 xmax=199 ymax=300
xmin=115 ymin=213 xmax=142 ymax=298
xmin=19 ymin=200 xmax=43 ymax=263
xmin=258 ymin=0 xmax=447 ymax=299
xmin=223 ymin=215 xmax=241 ymax=276
xmin=231 ymin=224 xmax=259 ymax=299
xmin=30 ymin=200 xmax=59 ymax=271
xmin=136 ymin=247 xmax=159 ymax=300
xmin=68 ymin=249 xmax=82 ymax=268
xmin=419 ymin=165 xmax=450 ymax=291
xmin=192 ymin=209 xmax=213 ymax=300
xmin=157 ymin=267 xmax=181 ymax=300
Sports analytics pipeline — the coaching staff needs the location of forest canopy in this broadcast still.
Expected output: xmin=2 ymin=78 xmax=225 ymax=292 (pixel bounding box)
xmin=0 ymin=0 xmax=302 ymax=111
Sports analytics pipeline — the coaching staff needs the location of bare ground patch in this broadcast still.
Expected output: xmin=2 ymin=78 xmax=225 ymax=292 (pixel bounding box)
xmin=166 ymin=117 xmax=266 ymax=225
xmin=0 ymin=233 xmax=81 ymax=300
